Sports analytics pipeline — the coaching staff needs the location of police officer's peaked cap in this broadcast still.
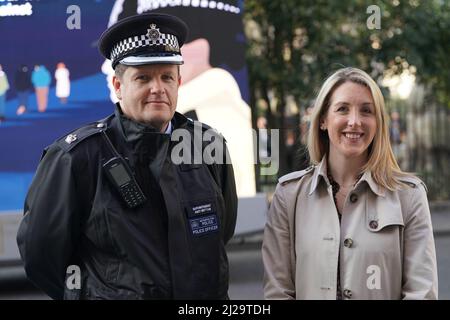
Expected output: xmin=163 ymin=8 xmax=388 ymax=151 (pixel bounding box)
xmin=99 ymin=13 xmax=188 ymax=69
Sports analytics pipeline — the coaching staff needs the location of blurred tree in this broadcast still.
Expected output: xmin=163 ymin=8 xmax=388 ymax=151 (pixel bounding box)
xmin=244 ymin=0 xmax=450 ymax=189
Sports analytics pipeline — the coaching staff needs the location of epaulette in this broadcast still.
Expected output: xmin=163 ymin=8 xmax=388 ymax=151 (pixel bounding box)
xmin=187 ymin=118 xmax=227 ymax=142
xmin=278 ymin=166 xmax=314 ymax=186
xmin=399 ymin=175 xmax=428 ymax=192
xmin=55 ymin=121 xmax=108 ymax=152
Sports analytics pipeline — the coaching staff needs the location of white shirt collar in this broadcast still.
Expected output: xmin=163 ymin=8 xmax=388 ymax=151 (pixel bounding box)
xmin=164 ymin=121 xmax=172 ymax=134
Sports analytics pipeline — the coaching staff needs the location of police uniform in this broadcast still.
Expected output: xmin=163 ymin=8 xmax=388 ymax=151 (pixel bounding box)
xmin=16 ymin=13 xmax=237 ymax=300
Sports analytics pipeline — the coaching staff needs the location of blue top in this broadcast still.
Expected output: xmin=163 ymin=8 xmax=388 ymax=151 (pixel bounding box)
xmin=31 ymin=66 xmax=51 ymax=87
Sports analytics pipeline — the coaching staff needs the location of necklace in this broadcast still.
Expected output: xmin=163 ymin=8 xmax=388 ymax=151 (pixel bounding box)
xmin=327 ymin=172 xmax=363 ymax=193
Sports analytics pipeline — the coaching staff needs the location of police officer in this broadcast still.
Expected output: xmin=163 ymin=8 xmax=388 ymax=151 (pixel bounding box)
xmin=16 ymin=13 xmax=237 ymax=300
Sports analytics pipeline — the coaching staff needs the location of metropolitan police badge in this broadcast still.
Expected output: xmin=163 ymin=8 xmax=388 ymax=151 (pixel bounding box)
xmin=147 ymin=24 xmax=161 ymax=41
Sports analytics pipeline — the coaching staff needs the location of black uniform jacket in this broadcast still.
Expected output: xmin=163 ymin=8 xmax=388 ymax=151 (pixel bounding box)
xmin=17 ymin=105 xmax=237 ymax=300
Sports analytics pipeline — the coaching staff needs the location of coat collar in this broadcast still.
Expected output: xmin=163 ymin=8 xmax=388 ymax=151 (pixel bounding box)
xmin=309 ymin=156 xmax=329 ymax=196
xmin=113 ymin=103 xmax=189 ymax=143
xmin=309 ymin=155 xmax=385 ymax=197
xmin=110 ymin=104 xmax=190 ymax=181
xmin=358 ymin=170 xmax=386 ymax=197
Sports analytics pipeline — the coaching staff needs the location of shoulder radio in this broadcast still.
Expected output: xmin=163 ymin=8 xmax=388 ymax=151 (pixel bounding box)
xmin=101 ymin=130 xmax=147 ymax=208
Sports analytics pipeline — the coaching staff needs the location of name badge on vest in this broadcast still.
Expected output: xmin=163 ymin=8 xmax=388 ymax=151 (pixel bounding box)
xmin=186 ymin=200 xmax=219 ymax=236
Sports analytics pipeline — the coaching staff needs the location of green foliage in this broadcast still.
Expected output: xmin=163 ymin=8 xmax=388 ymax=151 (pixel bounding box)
xmin=244 ymin=0 xmax=450 ymax=113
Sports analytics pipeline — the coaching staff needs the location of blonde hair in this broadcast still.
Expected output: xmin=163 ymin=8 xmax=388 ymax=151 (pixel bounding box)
xmin=307 ymin=67 xmax=410 ymax=190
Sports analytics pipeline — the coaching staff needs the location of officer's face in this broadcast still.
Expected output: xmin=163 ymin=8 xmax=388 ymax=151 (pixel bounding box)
xmin=113 ymin=64 xmax=181 ymax=132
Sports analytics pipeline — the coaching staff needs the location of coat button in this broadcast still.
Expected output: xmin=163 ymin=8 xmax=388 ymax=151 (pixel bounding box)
xmin=343 ymin=289 xmax=353 ymax=299
xmin=349 ymin=193 xmax=358 ymax=203
xmin=369 ymin=220 xmax=378 ymax=229
xmin=343 ymin=238 xmax=353 ymax=248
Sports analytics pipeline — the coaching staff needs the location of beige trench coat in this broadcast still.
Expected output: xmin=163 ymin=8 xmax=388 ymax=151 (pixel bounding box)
xmin=262 ymin=159 xmax=438 ymax=300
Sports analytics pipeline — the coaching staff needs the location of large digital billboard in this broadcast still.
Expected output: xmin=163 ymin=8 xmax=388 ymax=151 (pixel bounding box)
xmin=0 ymin=0 xmax=254 ymax=216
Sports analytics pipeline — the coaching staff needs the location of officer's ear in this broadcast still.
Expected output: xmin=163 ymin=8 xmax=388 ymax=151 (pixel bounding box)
xmin=112 ymin=75 xmax=122 ymax=100
xmin=177 ymin=65 xmax=182 ymax=86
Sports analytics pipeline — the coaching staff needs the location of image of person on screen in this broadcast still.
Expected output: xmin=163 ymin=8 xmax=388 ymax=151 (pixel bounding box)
xmin=55 ymin=62 xmax=71 ymax=105
xmin=31 ymin=65 xmax=51 ymax=113
xmin=0 ymin=64 xmax=9 ymax=123
xmin=15 ymin=65 xmax=33 ymax=116
xmin=17 ymin=13 xmax=237 ymax=300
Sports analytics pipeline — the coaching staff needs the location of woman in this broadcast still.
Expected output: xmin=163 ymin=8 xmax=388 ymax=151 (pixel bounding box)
xmin=262 ymin=67 xmax=438 ymax=300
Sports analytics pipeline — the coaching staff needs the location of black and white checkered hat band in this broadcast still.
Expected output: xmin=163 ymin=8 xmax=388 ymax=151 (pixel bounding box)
xmin=110 ymin=32 xmax=180 ymax=62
